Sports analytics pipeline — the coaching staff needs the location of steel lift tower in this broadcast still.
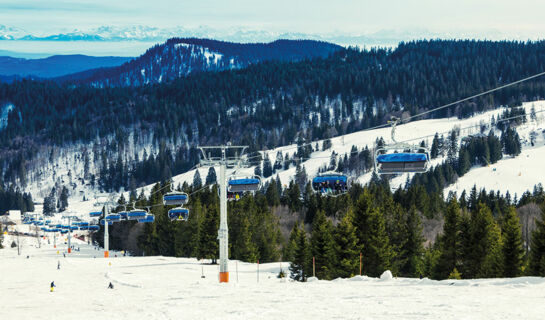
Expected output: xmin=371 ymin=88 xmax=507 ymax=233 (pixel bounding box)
xmin=198 ymin=145 xmax=248 ymax=283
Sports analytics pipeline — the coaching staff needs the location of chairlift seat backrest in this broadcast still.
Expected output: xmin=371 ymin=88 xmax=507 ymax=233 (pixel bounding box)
xmin=228 ymin=177 xmax=260 ymax=192
xmin=127 ymin=210 xmax=147 ymax=220
xmin=105 ymin=214 xmax=121 ymax=222
xmin=138 ymin=214 xmax=155 ymax=223
xmin=376 ymin=153 xmax=428 ymax=163
xmin=163 ymin=192 xmax=189 ymax=206
xmin=376 ymin=152 xmax=429 ymax=174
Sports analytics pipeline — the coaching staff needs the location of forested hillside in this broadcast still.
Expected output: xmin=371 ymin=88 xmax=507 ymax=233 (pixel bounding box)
xmin=2 ymin=40 xmax=545 ymax=201
xmin=2 ymin=41 xmax=545 ymax=172
xmin=58 ymin=38 xmax=342 ymax=86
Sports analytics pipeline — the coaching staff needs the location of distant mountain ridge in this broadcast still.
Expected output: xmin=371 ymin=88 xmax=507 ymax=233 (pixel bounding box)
xmin=59 ymin=38 xmax=343 ymax=86
xmin=0 ymin=54 xmax=132 ymax=79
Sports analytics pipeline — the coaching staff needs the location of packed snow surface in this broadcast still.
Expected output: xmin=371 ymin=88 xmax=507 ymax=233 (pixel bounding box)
xmin=2 ymin=232 xmax=545 ymax=319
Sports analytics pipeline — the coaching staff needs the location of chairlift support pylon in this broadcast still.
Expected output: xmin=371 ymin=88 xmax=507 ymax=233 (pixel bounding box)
xmin=197 ymin=144 xmax=249 ymax=283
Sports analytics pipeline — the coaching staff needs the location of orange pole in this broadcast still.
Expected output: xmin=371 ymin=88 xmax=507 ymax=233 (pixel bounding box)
xmin=104 ymin=250 xmax=109 ymax=258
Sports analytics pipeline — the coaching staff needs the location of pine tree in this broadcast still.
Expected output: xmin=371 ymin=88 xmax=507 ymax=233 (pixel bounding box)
xmin=502 ymin=207 xmax=524 ymax=277
xmin=59 ymin=186 xmax=69 ymax=212
xmin=286 ymin=181 xmax=302 ymax=212
xmin=43 ymin=187 xmax=57 ymax=216
xmin=193 ymin=170 xmax=202 ymax=188
xmin=329 ymin=152 xmax=337 ymax=170
xmin=464 ymin=203 xmax=503 ymax=278
xmin=431 ymin=133 xmax=440 ymax=159
xmin=333 ymin=209 xmax=362 ymax=278
xmin=353 ymin=189 xmax=393 ymax=277
xmin=284 ymin=222 xmax=300 ymax=262
xmin=289 ymin=223 xmax=311 ymax=281
xmin=273 ymin=151 xmax=283 ymax=173
xmin=447 ymin=130 xmax=458 ymax=164
xmin=294 ymin=163 xmax=308 ymax=191
xmin=501 ymin=127 xmax=522 ymax=157
xmin=232 ymin=215 xmax=258 ymax=262
xmin=399 ymin=206 xmax=425 ymax=277
xmin=488 ymin=131 xmax=503 ymax=164
xmin=254 ymin=162 xmax=262 ymax=176
xmin=458 ymin=148 xmax=471 ymax=176
xmin=528 ymin=205 xmax=545 ymax=276
xmin=310 ymin=210 xmax=336 ymax=279
xmin=263 ymin=155 xmax=273 ymax=178
xmin=265 ymin=179 xmax=281 ymax=207
xmin=205 ymin=167 xmax=217 ymax=185
xmin=198 ymin=204 xmax=219 ymax=263
xmin=434 ymin=197 xmax=462 ymax=279
xmin=530 ymin=104 xmax=537 ymax=122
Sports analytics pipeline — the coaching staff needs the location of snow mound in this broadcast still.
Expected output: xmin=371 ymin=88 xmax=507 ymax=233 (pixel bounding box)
xmin=348 ymin=275 xmax=371 ymax=281
xmin=380 ymin=270 xmax=393 ymax=281
xmin=307 ymin=276 xmax=319 ymax=282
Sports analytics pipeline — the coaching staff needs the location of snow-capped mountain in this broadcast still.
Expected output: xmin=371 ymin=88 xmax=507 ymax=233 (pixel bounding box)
xmin=0 ymin=25 xmax=27 ymax=40
xmin=59 ymin=38 xmax=343 ymax=86
xmin=1 ymin=25 xmax=528 ymax=46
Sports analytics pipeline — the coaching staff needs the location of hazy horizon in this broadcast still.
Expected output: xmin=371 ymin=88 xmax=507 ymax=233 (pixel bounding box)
xmin=2 ymin=0 xmax=545 ymax=56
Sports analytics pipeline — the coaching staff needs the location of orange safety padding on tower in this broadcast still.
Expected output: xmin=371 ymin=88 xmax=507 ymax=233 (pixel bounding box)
xmin=219 ymin=272 xmax=229 ymax=283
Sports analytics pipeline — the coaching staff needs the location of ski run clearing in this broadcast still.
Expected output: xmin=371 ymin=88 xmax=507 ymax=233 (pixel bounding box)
xmin=1 ymin=232 xmax=545 ymax=320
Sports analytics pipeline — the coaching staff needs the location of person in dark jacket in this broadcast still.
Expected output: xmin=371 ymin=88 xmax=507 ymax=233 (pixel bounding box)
xmin=108 ymin=282 xmax=114 ymax=289
xmin=50 ymin=281 xmax=56 ymax=292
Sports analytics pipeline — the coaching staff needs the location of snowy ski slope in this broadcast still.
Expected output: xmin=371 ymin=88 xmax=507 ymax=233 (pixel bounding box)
xmin=1 ymin=232 xmax=545 ymax=320
xmin=4 ymin=99 xmax=545 ymax=319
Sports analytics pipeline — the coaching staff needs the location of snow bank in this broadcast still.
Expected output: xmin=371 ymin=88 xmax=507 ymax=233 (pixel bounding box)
xmin=380 ymin=270 xmax=393 ymax=281
xmin=2 ymin=236 xmax=545 ymax=319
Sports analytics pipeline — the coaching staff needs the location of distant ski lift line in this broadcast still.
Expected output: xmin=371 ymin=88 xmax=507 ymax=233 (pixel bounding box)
xmin=244 ymin=70 xmax=545 ymax=159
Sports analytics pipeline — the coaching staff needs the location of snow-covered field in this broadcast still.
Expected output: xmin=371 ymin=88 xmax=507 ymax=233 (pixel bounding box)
xmin=2 ymin=232 xmax=545 ymax=320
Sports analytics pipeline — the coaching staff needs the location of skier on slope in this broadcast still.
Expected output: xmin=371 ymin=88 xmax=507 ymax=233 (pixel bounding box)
xmin=50 ymin=281 xmax=56 ymax=292
xmin=108 ymin=282 xmax=114 ymax=289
